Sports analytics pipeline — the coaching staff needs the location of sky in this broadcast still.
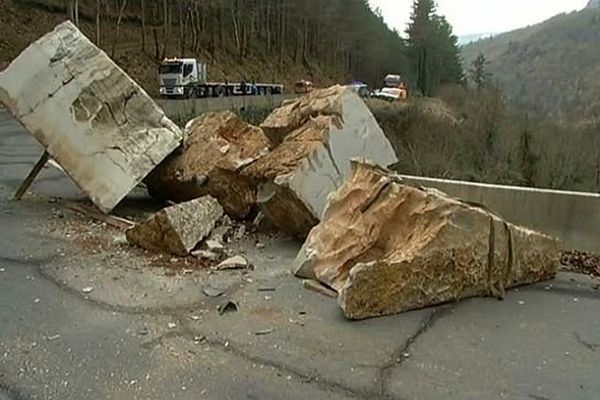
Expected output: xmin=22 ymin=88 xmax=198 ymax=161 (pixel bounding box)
xmin=369 ymin=0 xmax=589 ymax=36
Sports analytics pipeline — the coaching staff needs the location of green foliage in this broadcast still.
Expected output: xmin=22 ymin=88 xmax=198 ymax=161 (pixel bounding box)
xmin=406 ymin=0 xmax=463 ymax=96
xmin=462 ymin=8 xmax=600 ymax=120
xmin=468 ymin=52 xmax=492 ymax=89
xmin=371 ymin=84 xmax=600 ymax=192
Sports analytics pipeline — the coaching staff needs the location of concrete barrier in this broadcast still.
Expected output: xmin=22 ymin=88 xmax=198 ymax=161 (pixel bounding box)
xmin=157 ymin=94 xmax=294 ymax=123
xmin=401 ymin=175 xmax=600 ymax=253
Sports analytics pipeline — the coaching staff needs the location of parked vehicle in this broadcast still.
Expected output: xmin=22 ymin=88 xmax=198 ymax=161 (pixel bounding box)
xmin=349 ymin=81 xmax=369 ymax=98
xmin=373 ymin=74 xmax=409 ymax=101
xmin=159 ymin=58 xmax=284 ymax=98
xmin=372 ymin=87 xmax=408 ymax=102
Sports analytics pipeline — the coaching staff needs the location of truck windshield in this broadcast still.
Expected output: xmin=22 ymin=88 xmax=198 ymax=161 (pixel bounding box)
xmin=159 ymin=63 xmax=182 ymax=75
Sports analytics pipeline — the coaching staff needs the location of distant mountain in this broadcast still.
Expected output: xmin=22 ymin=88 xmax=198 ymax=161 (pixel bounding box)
xmin=457 ymin=33 xmax=496 ymax=46
xmin=462 ymin=8 xmax=600 ymax=119
xmin=588 ymin=0 xmax=600 ymax=9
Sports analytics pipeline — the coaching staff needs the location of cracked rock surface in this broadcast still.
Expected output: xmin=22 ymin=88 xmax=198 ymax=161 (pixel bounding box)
xmin=0 ymin=21 xmax=182 ymax=212
xmin=244 ymin=86 xmax=398 ymax=238
xmin=146 ymin=111 xmax=270 ymax=219
xmin=295 ymin=161 xmax=561 ymax=320
xmin=126 ymin=196 xmax=224 ymax=256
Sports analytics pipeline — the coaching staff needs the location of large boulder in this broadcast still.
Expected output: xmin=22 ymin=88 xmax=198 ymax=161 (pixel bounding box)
xmin=243 ymin=86 xmax=398 ymax=238
xmin=126 ymin=196 xmax=223 ymax=256
xmin=0 ymin=21 xmax=182 ymax=212
xmin=294 ymin=161 xmax=560 ymax=320
xmin=146 ymin=111 xmax=270 ymax=219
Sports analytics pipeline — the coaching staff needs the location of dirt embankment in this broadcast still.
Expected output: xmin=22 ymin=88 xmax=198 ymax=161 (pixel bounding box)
xmin=0 ymin=0 xmax=342 ymax=96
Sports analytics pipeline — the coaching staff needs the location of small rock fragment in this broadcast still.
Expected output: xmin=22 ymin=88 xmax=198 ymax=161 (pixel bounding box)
xmin=253 ymin=328 xmax=275 ymax=336
xmin=168 ymin=322 xmax=177 ymax=329
xmin=216 ymin=256 xmax=249 ymax=270
xmin=126 ymin=196 xmax=223 ymax=256
xmin=233 ymin=225 xmax=246 ymax=240
xmin=82 ymin=287 xmax=94 ymax=294
xmin=218 ymin=300 xmax=238 ymax=315
xmin=202 ymin=284 xmax=226 ymax=298
xmin=206 ymin=239 xmax=225 ymax=253
xmin=302 ymin=280 xmax=338 ymax=299
xmin=192 ymin=250 xmax=221 ymax=262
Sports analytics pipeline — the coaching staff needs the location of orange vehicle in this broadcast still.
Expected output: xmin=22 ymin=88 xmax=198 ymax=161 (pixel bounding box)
xmin=373 ymin=74 xmax=409 ymax=101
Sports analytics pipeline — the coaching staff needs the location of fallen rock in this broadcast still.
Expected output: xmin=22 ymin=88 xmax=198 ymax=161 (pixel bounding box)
xmin=192 ymin=249 xmax=221 ymax=262
xmin=294 ymin=161 xmax=560 ymax=320
xmin=126 ymin=196 xmax=223 ymax=256
xmin=244 ymin=86 xmax=398 ymax=238
xmin=146 ymin=111 xmax=270 ymax=219
xmin=206 ymin=239 xmax=225 ymax=253
xmin=260 ymin=85 xmax=346 ymax=145
xmin=216 ymin=255 xmax=249 ymax=270
xmin=0 ymin=22 xmax=182 ymax=212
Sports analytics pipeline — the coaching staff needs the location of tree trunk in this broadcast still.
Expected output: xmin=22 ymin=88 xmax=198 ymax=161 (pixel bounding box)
xmin=162 ymin=0 xmax=168 ymax=59
xmin=112 ymin=0 xmax=128 ymax=58
xmin=96 ymin=0 xmax=101 ymax=45
xmin=140 ymin=0 xmax=146 ymax=52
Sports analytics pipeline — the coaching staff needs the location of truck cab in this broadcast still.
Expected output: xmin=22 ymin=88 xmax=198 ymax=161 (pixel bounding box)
xmin=159 ymin=58 xmax=207 ymax=97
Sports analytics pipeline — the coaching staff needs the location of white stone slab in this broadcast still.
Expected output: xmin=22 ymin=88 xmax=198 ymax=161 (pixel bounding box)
xmin=0 ymin=21 xmax=183 ymax=212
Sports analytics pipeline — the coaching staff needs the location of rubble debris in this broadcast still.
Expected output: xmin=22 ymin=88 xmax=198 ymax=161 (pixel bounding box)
xmin=66 ymin=202 xmax=135 ymax=231
xmin=208 ymin=216 xmax=233 ymax=244
xmin=192 ymin=249 xmax=221 ymax=262
xmin=202 ymin=284 xmax=226 ymax=298
xmin=243 ymin=86 xmax=398 ymax=238
xmin=302 ymin=279 xmax=338 ymax=299
xmin=233 ymin=225 xmax=246 ymax=240
xmin=146 ymin=111 xmax=270 ymax=219
xmin=294 ymin=161 xmax=560 ymax=320
xmin=81 ymin=287 xmax=94 ymax=294
xmin=561 ymin=251 xmax=600 ymax=278
xmin=126 ymin=196 xmax=223 ymax=256
xmin=253 ymin=328 xmax=275 ymax=336
xmin=206 ymin=239 xmax=225 ymax=253
xmin=218 ymin=300 xmax=238 ymax=315
xmin=0 ymin=22 xmax=183 ymax=212
xmin=216 ymin=255 xmax=249 ymax=271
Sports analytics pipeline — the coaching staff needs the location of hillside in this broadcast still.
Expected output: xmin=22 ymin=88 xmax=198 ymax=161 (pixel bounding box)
xmin=462 ymin=7 xmax=600 ymax=120
xmin=0 ymin=0 xmax=407 ymax=95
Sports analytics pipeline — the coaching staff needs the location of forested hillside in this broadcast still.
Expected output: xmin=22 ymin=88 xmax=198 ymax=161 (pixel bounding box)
xmin=0 ymin=0 xmax=408 ymax=94
xmin=462 ymin=7 xmax=600 ymax=120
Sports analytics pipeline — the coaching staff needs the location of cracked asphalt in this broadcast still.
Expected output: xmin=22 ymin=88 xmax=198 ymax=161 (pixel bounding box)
xmin=1 ymin=109 xmax=600 ymax=400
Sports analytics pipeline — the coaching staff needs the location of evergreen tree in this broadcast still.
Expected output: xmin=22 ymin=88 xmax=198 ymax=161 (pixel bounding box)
xmin=469 ymin=52 xmax=492 ymax=89
xmin=406 ymin=0 xmax=463 ymax=96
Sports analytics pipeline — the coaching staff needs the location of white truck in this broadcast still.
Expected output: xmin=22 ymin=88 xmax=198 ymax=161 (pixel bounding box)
xmin=159 ymin=58 xmax=284 ymax=98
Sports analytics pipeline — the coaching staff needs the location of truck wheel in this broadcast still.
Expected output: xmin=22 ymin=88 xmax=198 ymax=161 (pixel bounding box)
xmin=266 ymin=87 xmax=273 ymax=95
xmin=214 ymin=86 xmax=226 ymax=97
xmin=187 ymin=88 xmax=195 ymax=99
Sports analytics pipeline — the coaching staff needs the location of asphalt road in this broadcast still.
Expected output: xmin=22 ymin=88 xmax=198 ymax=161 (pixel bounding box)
xmin=1 ymin=109 xmax=600 ymax=400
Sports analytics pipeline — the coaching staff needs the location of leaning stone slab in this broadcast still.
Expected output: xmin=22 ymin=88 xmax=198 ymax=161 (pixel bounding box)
xmin=243 ymin=86 xmax=398 ymax=238
xmin=294 ymin=161 xmax=560 ymax=320
xmin=126 ymin=196 xmax=223 ymax=256
xmin=0 ymin=21 xmax=182 ymax=212
xmin=146 ymin=111 xmax=269 ymax=219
